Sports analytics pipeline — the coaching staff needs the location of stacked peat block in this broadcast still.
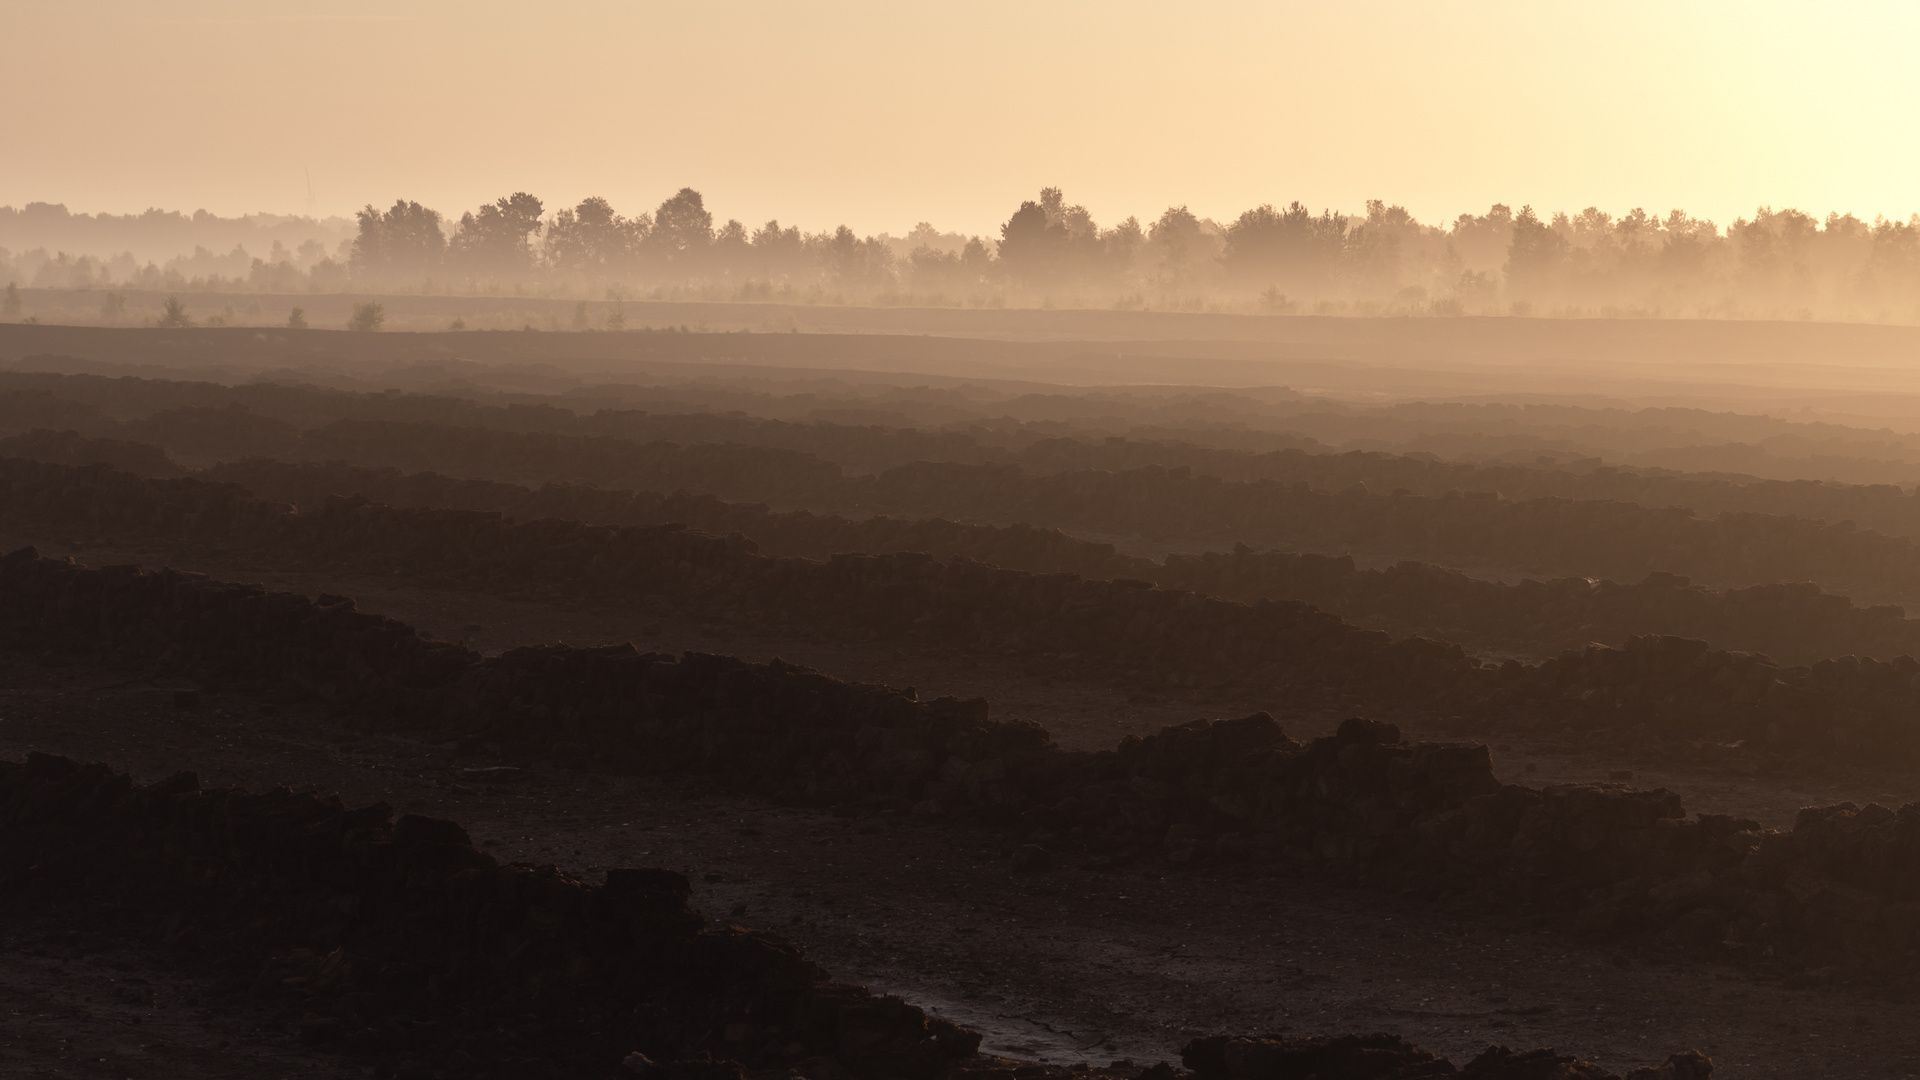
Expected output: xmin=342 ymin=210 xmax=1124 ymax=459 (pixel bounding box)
xmin=843 ymin=459 xmax=1920 ymax=600
xmin=6 ymin=548 xmax=1920 ymax=975
xmin=299 ymin=419 xmax=846 ymax=503
xmin=19 ymin=456 xmax=1920 ymax=763
xmin=197 ymin=458 xmax=1920 ymax=666
xmin=0 ymin=750 xmax=1717 ymax=1080
xmin=0 ymin=752 xmax=977 ymax=1078
xmin=0 ymin=545 xmax=473 ymax=706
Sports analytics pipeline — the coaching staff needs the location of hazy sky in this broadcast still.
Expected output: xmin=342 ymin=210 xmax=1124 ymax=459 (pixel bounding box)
xmin=5 ymin=0 xmax=1917 ymax=236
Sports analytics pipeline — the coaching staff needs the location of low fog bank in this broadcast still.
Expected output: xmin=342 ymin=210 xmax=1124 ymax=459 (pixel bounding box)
xmin=7 ymin=186 xmax=1920 ymax=325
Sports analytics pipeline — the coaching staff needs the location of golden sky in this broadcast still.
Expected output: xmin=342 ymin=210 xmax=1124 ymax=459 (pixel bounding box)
xmin=4 ymin=0 xmax=1916 ymax=234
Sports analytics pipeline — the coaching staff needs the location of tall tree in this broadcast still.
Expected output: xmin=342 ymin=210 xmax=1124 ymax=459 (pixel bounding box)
xmin=1860 ymin=215 xmax=1920 ymax=306
xmin=350 ymin=200 xmax=445 ymax=282
xmin=1730 ymin=207 xmax=1820 ymax=306
xmin=1504 ymin=205 xmax=1567 ymax=304
xmin=997 ymin=199 xmax=1066 ymax=285
xmin=749 ymin=219 xmax=804 ymax=280
xmin=1448 ymin=204 xmax=1515 ymax=275
xmin=713 ymin=218 xmax=750 ymax=265
xmin=545 ymin=196 xmax=644 ymax=277
xmin=1221 ymin=202 xmax=1347 ymax=294
xmin=1148 ymin=205 xmax=1223 ymax=291
xmin=448 ymin=192 xmax=544 ymax=279
xmin=652 ymin=188 xmax=713 ymax=263
xmin=821 ymin=225 xmax=893 ymax=287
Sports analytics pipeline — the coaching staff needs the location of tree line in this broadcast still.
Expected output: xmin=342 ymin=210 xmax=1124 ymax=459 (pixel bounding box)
xmin=6 ymin=187 xmax=1920 ymax=321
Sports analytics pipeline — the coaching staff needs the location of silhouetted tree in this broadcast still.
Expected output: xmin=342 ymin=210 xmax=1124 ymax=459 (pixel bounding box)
xmin=1345 ymin=200 xmax=1429 ymax=297
xmin=348 ymin=301 xmax=386 ymax=331
xmin=1148 ymin=206 xmax=1222 ymax=291
xmin=1221 ymin=202 xmax=1347 ymax=294
xmin=247 ymin=254 xmax=305 ymax=292
xmin=309 ymin=257 xmax=350 ymax=291
xmin=1103 ymin=217 xmax=1144 ymax=278
xmin=23 ymin=181 xmax=1920 ymax=317
xmin=713 ymin=218 xmax=750 ymax=272
xmin=1730 ymin=207 xmax=1821 ymax=308
xmin=1449 ymin=204 xmax=1515 ymax=275
xmin=998 ymin=199 xmax=1066 ymax=285
xmin=1649 ymin=210 xmax=1722 ymax=296
xmin=1860 ymin=215 xmax=1920 ymax=307
xmin=652 ymin=188 xmax=713 ymax=263
xmin=961 ymin=237 xmax=994 ymax=278
xmin=749 ymin=219 xmax=804 ymax=280
xmin=907 ymin=244 xmax=960 ymax=291
xmin=156 ymin=295 xmax=193 ymax=328
xmin=546 ymin=196 xmax=645 ymax=277
xmin=350 ymin=200 xmax=445 ymax=283
xmin=822 ymin=225 xmax=893 ymax=287
xmin=1 ymin=283 xmax=18 ymax=319
xmin=1504 ymin=206 xmax=1567 ymax=304
xmin=449 ymin=192 xmax=544 ymax=279
xmin=1037 ymin=187 xmax=1108 ymax=283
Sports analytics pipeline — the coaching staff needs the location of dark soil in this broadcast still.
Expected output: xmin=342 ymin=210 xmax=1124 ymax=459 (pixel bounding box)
xmin=12 ymin=528 xmax=1916 ymax=832
xmin=11 ymin=457 xmax=1920 ymax=1077
xmin=0 ymin=914 xmax=374 ymax=1079
xmin=3 ymin=636 xmax=1919 ymax=1078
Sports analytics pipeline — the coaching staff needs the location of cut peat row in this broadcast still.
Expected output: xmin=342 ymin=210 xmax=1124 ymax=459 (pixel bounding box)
xmin=12 ymin=457 xmax=1920 ymax=768
xmin=17 ymin=379 xmax=1920 ymax=601
xmin=19 ymin=360 xmax=1920 ymax=543
xmin=6 ymin=548 xmax=1920 ymax=985
xmin=204 ymin=413 xmax=1920 ymax=603
xmin=209 ymin=455 xmax=1920 ymax=667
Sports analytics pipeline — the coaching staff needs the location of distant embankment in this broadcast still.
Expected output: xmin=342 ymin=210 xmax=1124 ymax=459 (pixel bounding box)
xmin=9 ymin=310 xmax=1920 ymax=394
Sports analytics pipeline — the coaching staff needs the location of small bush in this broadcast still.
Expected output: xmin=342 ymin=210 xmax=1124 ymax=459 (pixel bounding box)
xmin=348 ymin=302 xmax=386 ymax=332
xmin=156 ymin=296 xmax=193 ymax=329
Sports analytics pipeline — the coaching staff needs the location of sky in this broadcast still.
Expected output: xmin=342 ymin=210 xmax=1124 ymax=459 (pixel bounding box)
xmin=4 ymin=0 xmax=1918 ymax=237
